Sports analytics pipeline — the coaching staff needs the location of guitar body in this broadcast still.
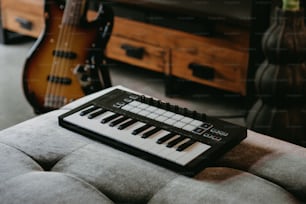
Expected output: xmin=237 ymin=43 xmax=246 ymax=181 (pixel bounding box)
xmin=23 ymin=0 xmax=113 ymax=113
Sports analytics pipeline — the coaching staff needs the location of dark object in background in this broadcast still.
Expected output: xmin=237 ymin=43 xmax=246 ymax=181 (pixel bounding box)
xmin=247 ymin=7 xmax=306 ymax=147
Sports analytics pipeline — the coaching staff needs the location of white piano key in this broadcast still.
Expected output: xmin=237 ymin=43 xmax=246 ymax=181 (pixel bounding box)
xmin=138 ymin=131 xmax=169 ymax=154
xmin=162 ymin=138 xmax=191 ymax=162
xmin=64 ymin=110 xmax=211 ymax=166
xmin=177 ymin=143 xmax=211 ymax=165
xmin=153 ymin=135 xmax=181 ymax=157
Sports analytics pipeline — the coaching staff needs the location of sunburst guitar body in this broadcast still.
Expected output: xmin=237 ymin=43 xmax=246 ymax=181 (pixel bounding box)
xmin=23 ymin=0 xmax=113 ymax=113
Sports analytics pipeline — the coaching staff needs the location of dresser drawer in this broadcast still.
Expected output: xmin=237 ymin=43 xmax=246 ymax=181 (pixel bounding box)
xmin=106 ymin=35 xmax=169 ymax=73
xmin=2 ymin=8 xmax=44 ymax=37
xmin=171 ymin=49 xmax=248 ymax=95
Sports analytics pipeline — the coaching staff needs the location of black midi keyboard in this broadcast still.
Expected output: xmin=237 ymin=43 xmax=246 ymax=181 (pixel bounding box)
xmin=59 ymin=86 xmax=247 ymax=176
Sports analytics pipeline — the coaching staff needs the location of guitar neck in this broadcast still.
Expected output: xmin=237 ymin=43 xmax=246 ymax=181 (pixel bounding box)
xmin=62 ymin=0 xmax=86 ymax=25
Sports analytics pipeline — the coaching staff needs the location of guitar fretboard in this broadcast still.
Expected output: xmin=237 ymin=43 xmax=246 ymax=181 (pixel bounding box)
xmin=62 ymin=0 xmax=85 ymax=25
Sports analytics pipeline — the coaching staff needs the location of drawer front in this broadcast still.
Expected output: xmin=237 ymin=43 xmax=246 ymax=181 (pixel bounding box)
xmin=171 ymin=50 xmax=248 ymax=95
xmin=106 ymin=35 xmax=169 ymax=73
xmin=1 ymin=0 xmax=44 ymax=16
xmin=2 ymin=8 xmax=44 ymax=37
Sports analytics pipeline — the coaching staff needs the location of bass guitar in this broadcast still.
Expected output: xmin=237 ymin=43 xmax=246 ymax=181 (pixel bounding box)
xmin=22 ymin=0 xmax=113 ymax=113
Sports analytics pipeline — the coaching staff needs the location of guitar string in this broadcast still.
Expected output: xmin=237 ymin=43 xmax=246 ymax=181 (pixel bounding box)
xmin=46 ymin=0 xmax=74 ymax=108
xmin=52 ymin=0 xmax=79 ymax=108
xmin=44 ymin=1 xmax=67 ymax=109
xmin=54 ymin=0 xmax=76 ymax=108
xmin=50 ymin=2 xmax=70 ymax=108
xmin=57 ymin=0 xmax=81 ymax=107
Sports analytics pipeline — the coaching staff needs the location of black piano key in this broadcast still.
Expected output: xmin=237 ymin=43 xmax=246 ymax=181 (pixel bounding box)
xmin=80 ymin=106 xmax=99 ymax=116
xmin=88 ymin=108 xmax=107 ymax=119
xmin=141 ymin=127 xmax=161 ymax=138
xmin=109 ymin=116 xmax=129 ymax=127
xmin=101 ymin=113 xmax=121 ymax=124
xmin=166 ymin=136 xmax=186 ymax=148
xmin=118 ymin=119 xmax=137 ymax=130
xmin=132 ymin=124 xmax=152 ymax=135
xmin=176 ymin=139 xmax=197 ymax=152
xmin=156 ymin=133 xmax=176 ymax=144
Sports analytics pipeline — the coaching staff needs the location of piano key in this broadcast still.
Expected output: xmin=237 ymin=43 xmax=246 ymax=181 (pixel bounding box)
xmin=64 ymin=111 xmax=211 ymax=166
xmin=101 ymin=113 xmax=121 ymax=124
xmin=157 ymin=132 xmax=177 ymax=144
xmin=152 ymin=135 xmax=186 ymax=160
xmin=109 ymin=116 xmax=129 ymax=127
xmin=176 ymin=139 xmax=196 ymax=151
xmin=132 ymin=124 xmax=152 ymax=135
xmin=141 ymin=127 xmax=161 ymax=138
xmin=166 ymin=136 xmax=186 ymax=148
xmin=80 ymin=106 xmax=99 ymax=116
xmin=118 ymin=119 xmax=137 ymax=130
xmin=176 ymin=142 xmax=211 ymax=165
xmin=138 ymin=130 xmax=174 ymax=150
xmin=88 ymin=108 xmax=107 ymax=119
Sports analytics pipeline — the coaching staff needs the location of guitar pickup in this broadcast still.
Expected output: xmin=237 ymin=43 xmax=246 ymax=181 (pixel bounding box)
xmin=47 ymin=75 xmax=72 ymax=85
xmin=53 ymin=50 xmax=77 ymax=59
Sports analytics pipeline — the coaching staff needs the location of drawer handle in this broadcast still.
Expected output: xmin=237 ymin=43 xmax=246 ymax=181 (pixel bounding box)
xmin=15 ymin=17 xmax=33 ymax=30
xmin=121 ymin=44 xmax=145 ymax=59
xmin=188 ymin=63 xmax=215 ymax=80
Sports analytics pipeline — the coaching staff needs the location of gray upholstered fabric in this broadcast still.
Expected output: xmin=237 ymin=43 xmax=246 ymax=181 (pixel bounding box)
xmin=0 ymin=87 xmax=305 ymax=203
xmin=0 ymin=172 xmax=114 ymax=204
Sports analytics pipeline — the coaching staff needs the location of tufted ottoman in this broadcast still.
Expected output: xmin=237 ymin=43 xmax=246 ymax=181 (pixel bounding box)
xmin=1 ymin=87 xmax=306 ymax=204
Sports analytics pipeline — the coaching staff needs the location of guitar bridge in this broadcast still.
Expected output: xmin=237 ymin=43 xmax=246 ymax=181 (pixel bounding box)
xmin=44 ymin=95 xmax=67 ymax=109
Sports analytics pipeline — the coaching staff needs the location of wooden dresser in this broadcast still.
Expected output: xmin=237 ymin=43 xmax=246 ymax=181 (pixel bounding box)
xmin=0 ymin=0 xmax=271 ymax=97
xmin=106 ymin=15 xmax=250 ymax=95
xmin=0 ymin=0 xmax=44 ymax=38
